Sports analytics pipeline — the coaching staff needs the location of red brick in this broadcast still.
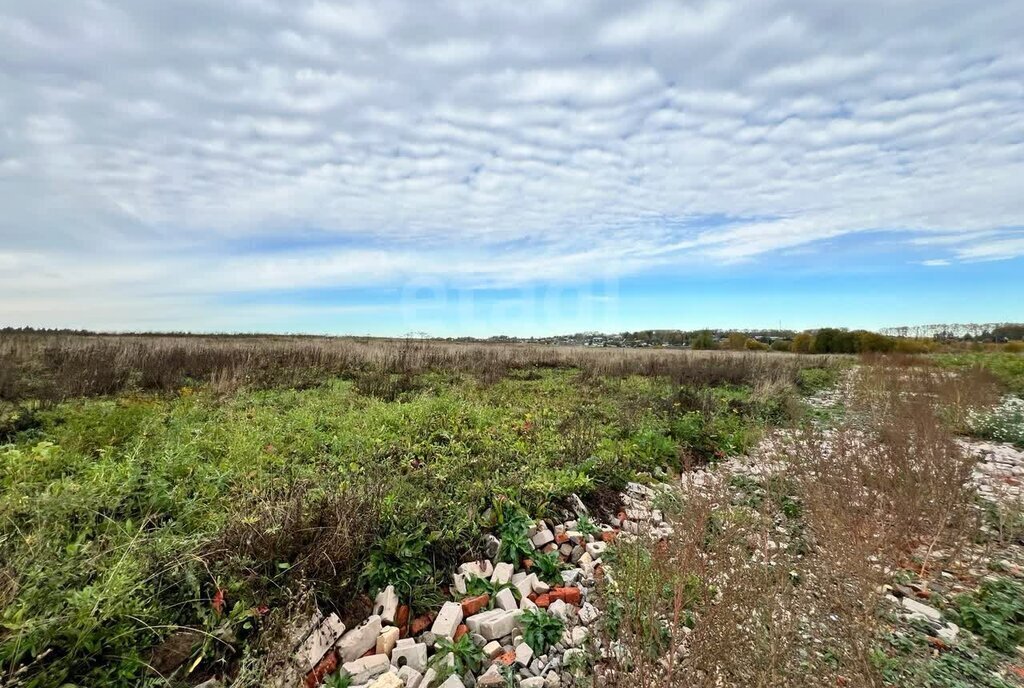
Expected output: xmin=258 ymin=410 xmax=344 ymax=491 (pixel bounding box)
xmin=395 ymin=605 xmax=410 ymax=637
xmin=601 ymin=529 xmax=619 ymax=543
xmin=560 ymin=587 xmax=581 ymax=606
xmin=454 ymin=624 xmax=469 ymax=641
xmin=304 ymin=650 xmax=338 ymax=688
xmin=461 ymin=594 xmax=490 ymax=617
xmin=496 ymin=651 xmax=516 ymax=666
xmin=411 ymin=613 xmax=434 ymax=636
xmin=555 ymin=532 xmax=570 ymax=544
xmin=535 ymin=594 xmax=550 ymax=608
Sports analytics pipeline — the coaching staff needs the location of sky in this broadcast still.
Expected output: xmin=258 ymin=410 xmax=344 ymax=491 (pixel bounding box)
xmin=1 ymin=1 xmax=1022 ymax=336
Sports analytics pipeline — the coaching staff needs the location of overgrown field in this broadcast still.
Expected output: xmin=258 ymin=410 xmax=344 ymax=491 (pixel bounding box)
xmin=0 ymin=335 xmax=829 ymax=687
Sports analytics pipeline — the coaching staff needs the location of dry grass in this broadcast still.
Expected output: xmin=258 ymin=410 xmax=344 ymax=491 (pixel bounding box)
xmin=599 ymin=358 xmax=1000 ymax=688
xmin=0 ymin=331 xmax=830 ymax=402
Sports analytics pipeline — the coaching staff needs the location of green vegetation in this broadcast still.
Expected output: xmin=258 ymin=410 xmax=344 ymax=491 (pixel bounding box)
xmin=519 ymin=609 xmax=565 ymax=655
xmin=872 ymin=632 xmax=1014 ymax=688
xmin=0 ymin=360 xmax=815 ymax=686
xmin=934 ymin=352 xmax=1024 ymax=395
xmin=430 ymin=634 xmax=485 ymax=676
xmin=945 ymin=577 xmax=1024 ymax=655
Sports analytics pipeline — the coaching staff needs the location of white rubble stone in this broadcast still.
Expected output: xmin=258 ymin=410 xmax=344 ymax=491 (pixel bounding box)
xmin=491 ymin=562 xmax=514 ymax=586
xmin=369 ymin=673 xmax=404 ymax=688
xmin=516 ymin=573 xmax=539 ymax=599
xmin=570 ymin=627 xmax=589 ymax=647
xmin=397 ymin=666 xmax=423 ymax=688
xmin=391 ymin=641 xmax=428 ymax=672
xmin=548 ymin=599 xmax=572 ymax=622
xmin=578 ymin=552 xmax=595 ymax=576
xmin=459 ymin=561 xmax=495 ymax=578
xmin=560 ymin=569 xmax=582 ymax=586
xmin=465 ymin=609 xmax=502 ymax=635
xmin=521 ymin=678 xmax=545 ymax=688
xmin=377 ymin=626 xmax=400 ymax=657
xmin=520 ymin=596 xmax=537 ymax=611
xmin=477 ymin=666 xmax=506 ymax=688
xmin=343 ymin=654 xmax=390 ymax=684
xmin=431 ymin=602 xmax=464 ymax=639
xmin=495 ymin=588 xmax=518 ymax=611
xmin=515 ymin=642 xmax=534 ymax=666
xmin=453 ymin=573 xmax=470 ymax=595
xmin=483 ymin=640 xmax=503 ymax=658
xmin=901 ymin=597 xmax=942 ymax=623
xmin=532 ymin=579 xmax=550 ymax=594
xmin=544 ymin=672 xmax=561 ymax=688
xmin=937 ymin=623 xmax=959 ymax=644
xmin=478 ymin=610 xmax=523 ymax=640
xmin=374 ymin=585 xmax=400 ymax=624
xmin=585 ymin=542 xmax=607 ymax=558
xmin=511 ymin=572 xmax=527 ymax=585
xmin=421 ymin=668 xmax=438 ymax=688
xmin=438 ymin=674 xmax=466 ymax=688
xmin=531 ymin=529 xmax=555 ymax=548
xmin=337 ymin=615 xmax=382 ymax=663
xmin=294 ymin=612 xmax=345 ymax=671
xmin=578 ymin=603 xmax=599 ymax=625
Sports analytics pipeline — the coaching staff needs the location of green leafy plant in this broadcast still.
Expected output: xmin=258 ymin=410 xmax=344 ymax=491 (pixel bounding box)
xmin=946 ymin=577 xmax=1024 ymax=654
xmin=530 ymin=551 xmax=565 ymax=585
xmin=361 ymin=525 xmax=438 ymax=607
xmin=461 ymin=575 xmax=519 ymax=608
xmin=576 ymin=514 xmax=599 ymax=538
xmin=494 ymin=500 xmax=535 ymax=565
xmin=326 ymin=670 xmax=353 ymax=688
xmin=430 ymin=634 xmax=485 ymax=675
xmin=520 ymin=609 xmax=565 ymax=655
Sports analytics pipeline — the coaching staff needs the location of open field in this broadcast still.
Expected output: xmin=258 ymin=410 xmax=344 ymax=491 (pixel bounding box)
xmin=1 ymin=334 xmax=1023 ymax=688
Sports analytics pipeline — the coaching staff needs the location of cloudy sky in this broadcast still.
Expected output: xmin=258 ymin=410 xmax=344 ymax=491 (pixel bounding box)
xmin=1 ymin=0 xmax=1022 ymax=335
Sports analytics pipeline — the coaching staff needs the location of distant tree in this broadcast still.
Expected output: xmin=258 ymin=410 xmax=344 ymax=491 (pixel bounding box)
xmin=770 ymin=339 xmax=791 ymax=352
xmin=791 ymin=333 xmax=814 ymax=354
xmin=691 ymin=330 xmax=717 ymax=350
xmin=813 ymin=328 xmax=857 ymax=354
xmin=726 ymin=332 xmax=748 ymax=350
xmin=744 ymin=338 xmax=769 ymax=351
xmin=855 ymin=331 xmax=895 ymax=353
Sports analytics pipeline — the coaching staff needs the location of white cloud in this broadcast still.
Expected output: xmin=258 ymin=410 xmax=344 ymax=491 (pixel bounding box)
xmin=0 ymin=0 xmax=1023 ymax=329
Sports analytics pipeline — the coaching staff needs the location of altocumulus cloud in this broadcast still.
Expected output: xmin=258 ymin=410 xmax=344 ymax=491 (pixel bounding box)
xmin=0 ymin=0 xmax=1023 ymax=329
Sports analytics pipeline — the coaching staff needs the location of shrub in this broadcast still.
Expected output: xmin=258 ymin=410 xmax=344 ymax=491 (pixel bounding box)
xmin=520 ymin=609 xmax=565 ymax=654
xmin=947 ymin=577 xmax=1024 ymax=654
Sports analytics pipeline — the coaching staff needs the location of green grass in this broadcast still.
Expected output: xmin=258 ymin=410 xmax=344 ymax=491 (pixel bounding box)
xmin=933 ymin=352 xmax=1024 ymax=395
xmin=0 ymin=368 xmax=795 ymax=686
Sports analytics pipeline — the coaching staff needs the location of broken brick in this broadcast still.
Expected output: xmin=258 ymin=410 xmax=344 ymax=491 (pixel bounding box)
xmin=411 ymin=613 xmax=434 ymax=636
xmin=454 ymin=624 xmax=469 ymax=641
xmin=461 ymin=594 xmax=490 ymax=617
xmin=304 ymin=650 xmax=338 ymax=688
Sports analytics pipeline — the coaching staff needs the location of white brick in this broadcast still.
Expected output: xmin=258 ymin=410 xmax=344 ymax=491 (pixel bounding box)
xmin=374 ymin=585 xmax=400 ymax=624
xmin=294 ymin=612 xmax=345 ymax=671
xmin=514 ymin=642 xmax=533 ymax=666
xmin=531 ymin=529 xmax=555 ymax=548
xmin=342 ymin=654 xmax=390 ymax=684
xmin=336 ymin=615 xmax=381 ymax=663
xmin=515 ymin=573 xmax=538 ymax=599
xmin=391 ymin=641 xmax=428 ymax=673
xmin=431 ymin=601 xmax=464 ymax=639
xmin=490 ymin=562 xmax=514 ymax=586
xmin=398 ymin=666 xmax=423 ymax=688
xmin=495 ymin=588 xmax=518 ymax=611
xmin=376 ymin=626 xmax=400 ymax=657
